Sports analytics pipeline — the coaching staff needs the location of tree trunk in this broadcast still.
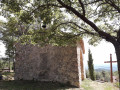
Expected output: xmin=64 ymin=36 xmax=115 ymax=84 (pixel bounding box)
xmin=114 ymin=44 xmax=120 ymax=88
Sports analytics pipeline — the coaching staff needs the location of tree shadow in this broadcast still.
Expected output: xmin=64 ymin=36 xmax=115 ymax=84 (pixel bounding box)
xmin=0 ymin=80 xmax=80 ymax=90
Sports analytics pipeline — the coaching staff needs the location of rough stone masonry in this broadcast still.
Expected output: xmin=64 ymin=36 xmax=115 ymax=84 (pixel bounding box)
xmin=15 ymin=39 xmax=85 ymax=87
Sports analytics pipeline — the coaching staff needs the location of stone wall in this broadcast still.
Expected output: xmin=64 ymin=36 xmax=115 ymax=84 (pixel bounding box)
xmin=15 ymin=44 xmax=81 ymax=87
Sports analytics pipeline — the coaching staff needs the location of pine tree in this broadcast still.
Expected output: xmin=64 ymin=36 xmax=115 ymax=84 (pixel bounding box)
xmin=88 ymin=49 xmax=95 ymax=80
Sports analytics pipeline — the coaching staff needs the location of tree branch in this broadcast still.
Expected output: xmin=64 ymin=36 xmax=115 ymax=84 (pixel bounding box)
xmin=68 ymin=0 xmax=72 ymax=6
xmin=105 ymin=0 xmax=120 ymax=13
xmin=30 ymin=4 xmax=63 ymax=14
xmin=78 ymin=0 xmax=85 ymax=16
xmin=84 ymin=0 xmax=103 ymax=5
xmin=57 ymin=0 xmax=116 ymax=43
xmin=52 ymin=21 xmax=98 ymax=37
xmin=117 ymin=28 xmax=120 ymax=43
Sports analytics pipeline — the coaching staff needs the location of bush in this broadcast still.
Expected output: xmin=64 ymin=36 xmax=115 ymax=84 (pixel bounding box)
xmin=94 ymin=71 xmax=111 ymax=82
xmin=87 ymin=70 xmax=118 ymax=82
xmin=104 ymin=75 xmax=110 ymax=82
xmin=86 ymin=70 xmax=89 ymax=78
xmin=95 ymin=72 xmax=101 ymax=80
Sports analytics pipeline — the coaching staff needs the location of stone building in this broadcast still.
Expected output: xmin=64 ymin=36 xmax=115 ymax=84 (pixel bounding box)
xmin=15 ymin=39 xmax=85 ymax=87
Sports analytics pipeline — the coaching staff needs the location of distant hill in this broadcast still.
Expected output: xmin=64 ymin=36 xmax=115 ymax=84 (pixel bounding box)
xmin=95 ymin=68 xmax=109 ymax=72
xmin=94 ymin=64 xmax=118 ymax=72
xmin=86 ymin=63 xmax=118 ymax=72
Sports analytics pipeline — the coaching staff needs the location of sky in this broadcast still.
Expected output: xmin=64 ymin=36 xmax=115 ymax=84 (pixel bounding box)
xmin=0 ymin=41 xmax=6 ymax=57
xmin=84 ymin=39 xmax=117 ymax=68
xmin=0 ymin=16 xmax=6 ymax=58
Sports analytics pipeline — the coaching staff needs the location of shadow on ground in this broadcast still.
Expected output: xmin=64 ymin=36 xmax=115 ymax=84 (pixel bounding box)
xmin=0 ymin=80 xmax=79 ymax=90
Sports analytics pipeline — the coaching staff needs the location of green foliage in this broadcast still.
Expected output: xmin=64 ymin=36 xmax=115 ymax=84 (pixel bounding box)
xmin=0 ymin=0 xmax=120 ymax=46
xmin=1 ymin=0 xmax=82 ymax=46
xmin=95 ymin=70 xmax=119 ymax=83
xmin=0 ymin=20 xmax=15 ymax=70
xmin=86 ymin=70 xmax=89 ymax=78
xmin=113 ymin=71 xmax=119 ymax=77
xmin=0 ymin=0 xmax=85 ymax=46
xmin=20 ymin=11 xmax=33 ymax=24
xmin=95 ymin=70 xmax=112 ymax=82
xmin=0 ymin=59 xmax=13 ymax=70
xmin=88 ymin=49 xmax=95 ymax=80
xmin=0 ymin=60 xmax=7 ymax=69
xmin=95 ymin=71 xmax=102 ymax=80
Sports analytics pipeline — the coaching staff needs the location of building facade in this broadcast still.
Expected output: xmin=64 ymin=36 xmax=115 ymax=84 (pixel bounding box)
xmin=15 ymin=39 xmax=85 ymax=87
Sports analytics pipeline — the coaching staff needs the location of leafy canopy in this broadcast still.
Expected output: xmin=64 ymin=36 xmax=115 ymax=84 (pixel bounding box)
xmin=0 ymin=0 xmax=120 ymax=46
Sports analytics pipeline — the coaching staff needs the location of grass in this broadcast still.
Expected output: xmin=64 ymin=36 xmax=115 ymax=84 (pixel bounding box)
xmin=103 ymin=83 xmax=118 ymax=90
xmin=0 ymin=72 xmax=79 ymax=90
xmin=0 ymin=79 xmax=118 ymax=90
xmin=104 ymin=86 xmax=115 ymax=90
xmin=114 ymin=82 xmax=119 ymax=88
xmin=0 ymin=72 xmax=119 ymax=90
xmin=81 ymin=79 xmax=119 ymax=90
xmin=81 ymin=79 xmax=94 ymax=90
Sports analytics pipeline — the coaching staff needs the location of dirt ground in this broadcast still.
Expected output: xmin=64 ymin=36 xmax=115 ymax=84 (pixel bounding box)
xmin=86 ymin=80 xmax=119 ymax=90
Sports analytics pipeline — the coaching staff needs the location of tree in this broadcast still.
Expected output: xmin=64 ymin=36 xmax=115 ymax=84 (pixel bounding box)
xmin=88 ymin=49 xmax=95 ymax=80
xmin=0 ymin=0 xmax=120 ymax=86
xmin=0 ymin=20 xmax=15 ymax=71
